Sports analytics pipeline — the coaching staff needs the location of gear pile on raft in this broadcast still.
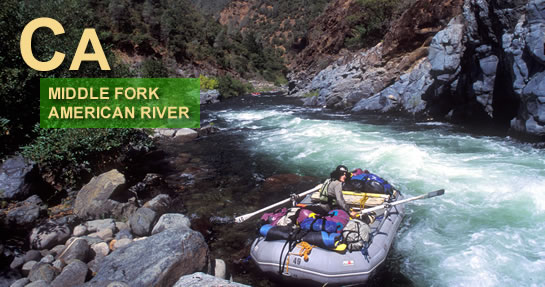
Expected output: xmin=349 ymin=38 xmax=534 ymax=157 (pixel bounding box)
xmin=249 ymin=168 xmax=406 ymax=286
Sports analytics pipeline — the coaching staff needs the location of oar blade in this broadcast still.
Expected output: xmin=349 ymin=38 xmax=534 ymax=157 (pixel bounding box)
xmin=426 ymin=189 xmax=445 ymax=198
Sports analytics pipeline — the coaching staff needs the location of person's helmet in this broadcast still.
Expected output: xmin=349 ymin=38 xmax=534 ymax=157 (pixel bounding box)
xmin=336 ymin=165 xmax=348 ymax=173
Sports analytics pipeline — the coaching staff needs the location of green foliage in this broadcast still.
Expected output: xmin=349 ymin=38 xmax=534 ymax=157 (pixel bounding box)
xmin=21 ymin=128 xmax=154 ymax=188
xmin=217 ymin=75 xmax=252 ymax=99
xmin=303 ymin=90 xmax=319 ymax=98
xmin=140 ymin=58 xmax=169 ymax=77
xmin=344 ymin=0 xmax=402 ymax=50
xmin=200 ymin=75 xmax=218 ymax=90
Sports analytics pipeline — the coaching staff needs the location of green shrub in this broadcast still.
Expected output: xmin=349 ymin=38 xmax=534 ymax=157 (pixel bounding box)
xmin=217 ymin=75 xmax=251 ymax=99
xmin=21 ymin=128 xmax=154 ymax=188
xmin=200 ymin=75 xmax=219 ymax=90
xmin=303 ymin=90 xmax=319 ymax=98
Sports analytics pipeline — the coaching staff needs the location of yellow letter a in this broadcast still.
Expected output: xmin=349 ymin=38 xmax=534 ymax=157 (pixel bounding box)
xmin=69 ymin=29 xmax=110 ymax=70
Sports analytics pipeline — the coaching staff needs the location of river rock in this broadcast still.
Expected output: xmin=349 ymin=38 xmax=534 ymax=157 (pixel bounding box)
xmin=91 ymin=242 xmax=110 ymax=257
xmin=52 ymin=259 xmax=66 ymax=271
xmin=9 ymin=278 xmax=30 ymax=287
xmin=201 ymin=89 xmax=220 ymax=104
xmin=115 ymin=221 xmax=129 ymax=231
xmin=58 ymin=238 xmax=89 ymax=264
xmin=197 ymin=124 xmax=219 ymax=137
xmin=73 ymin=225 xmax=87 ymax=237
xmin=24 ymin=250 xmax=42 ymax=262
xmin=151 ymin=213 xmax=190 ymax=235
xmin=0 ymin=155 xmax=36 ymax=200
xmin=5 ymin=195 xmax=45 ymax=227
xmin=30 ymin=222 xmax=71 ymax=250
xmin=40 ymin=254 xmax=55 ymax=264
xmin=50 ymin=259 xmax=88 ymax=287
xmin=115 ymin=229 xmax=133 ymax=240
xmin=172 ymin=128 xmax=199 ymax=142
xmin=86 ymin=219 xmax=116 ymax=233
xmin=129 ymin=207 xmax=157 ymax=237
xmin=143 ymin=194 xmax=171 ymax=215
xmin=25 ymin=280 xmax=50 ymax=287
xmin=74 ymin=170 xmax=126 ymax=219
xmin=50 ymin=245 xmax=65 ymax=257
xmin=173 ymin=272 xmax=249 ymax=287
xmin=9 ymin=256 xmax=24 ymax=270
xmin=21 ymin=260 xmax=37 ymax=276
xmin=112 ymin=238 xmax=133 ymax=250
xmin=87 ymin=228 xmax=208 ymax=287
xmin=28 ymin=263 xmax=56 ymax=283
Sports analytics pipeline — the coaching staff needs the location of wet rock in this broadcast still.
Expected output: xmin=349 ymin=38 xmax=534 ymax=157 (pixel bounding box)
xmin=40 ymin=255 xmax=55 ymax=264
xmin=143 ymin=194 xmax=171 ymax=215
xmin=21 ymin=260 xmax=37 ymax=276
xmin=50 ymin=259 xmax=88 ymax=287
xmin=5 ymin=195 xmax=46 ymax=227
xmin=201 ymin=89 xmax=220 ymax=104
xmin=74 ymin=170 xmax=126 ymax=220
xmin=28 ymin=263 xmax=56 ymax=283
xmin=172 ymin=129 xmax=199 ymax=142
xmin=173 ymin=272 xmax=249 ymax=287
xmin=129 ymin=207 xmax=157 ymax=237
xmin=88 ymin=228 xmax=208 ymax=287
xmin=9 ymin=278 xmax=30 ymax=287
xmin=30 ymin=222 xmax=71 ymax=250
xmin=9 ymin=256 xmax=24 ymax=270
xmin=151 ymin=213 xmax=190 ymax=235
xmin=0 ymin=155 xmax=37 ymax=200
xmin=197 ymin=124 xmax=220 ymax=137
xmin=58 ymin=238 xmax=89 ymax=264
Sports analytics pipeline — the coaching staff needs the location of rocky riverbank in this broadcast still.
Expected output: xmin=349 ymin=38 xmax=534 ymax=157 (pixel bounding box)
xmin=0 ymin=127 xmax=254 ymax=287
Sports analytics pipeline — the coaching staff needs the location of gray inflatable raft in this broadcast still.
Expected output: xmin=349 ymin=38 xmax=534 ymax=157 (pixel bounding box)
xmin=250 ymin=194 xmax=405 ymax=286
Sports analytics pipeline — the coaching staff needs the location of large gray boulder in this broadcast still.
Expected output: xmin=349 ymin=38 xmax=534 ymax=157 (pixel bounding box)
xmin=74 ymin=170 xmax=126 ymax=219
xmin=200 ymin=89 xmax=220 ymax=104
xmin=129 ymin=207 xmax=157 ymax=237
xmin=5 ymin=195 xmax=46 ymax=227
xmin=143 ymin=194 xmax=171 ymax=215
xmin=50 ymin=259 xmax=88 ymax=287
xmin=30 ymin=222 xmax=71 ymax=250
xmin=58 ymin=238 xmax=90 ymax=264
xmin=87 ymin=228 xmax=209 ymax=287
xmin=173 ymin=272 xmax=249 ymax=287
xmin=0 ymin=155 xmax=36 ymax=200
xmin=28 ymin=263 xmax=57 ymax=283
xmin=151 ymin=213 xmax=191 ymax=235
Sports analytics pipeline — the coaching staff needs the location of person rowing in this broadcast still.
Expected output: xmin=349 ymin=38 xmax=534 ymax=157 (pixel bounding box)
xmin=318 ymin=165 xmax=358 ymax=218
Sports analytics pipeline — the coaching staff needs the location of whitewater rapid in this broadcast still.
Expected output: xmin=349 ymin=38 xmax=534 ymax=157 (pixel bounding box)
xmin=205 ymin=99 xmax=545 ymax=287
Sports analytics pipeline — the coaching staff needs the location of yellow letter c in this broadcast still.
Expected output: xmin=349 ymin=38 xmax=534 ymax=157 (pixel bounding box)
xmin=20 ymin=18 xmax=65 ymax=71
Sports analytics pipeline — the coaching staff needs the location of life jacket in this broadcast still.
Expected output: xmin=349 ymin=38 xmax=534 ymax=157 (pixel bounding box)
xmin=341 ymin=219 xmax=371 ymax=251
xmin=319 ymin=179 xmax=337 ymax=205
xmin=347 ymin=173 xmax=394 ymax=195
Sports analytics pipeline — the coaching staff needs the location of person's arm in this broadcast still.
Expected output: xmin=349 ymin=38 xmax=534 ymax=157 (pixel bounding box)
xmin=334 ymin=183 xmax=350 ymax=212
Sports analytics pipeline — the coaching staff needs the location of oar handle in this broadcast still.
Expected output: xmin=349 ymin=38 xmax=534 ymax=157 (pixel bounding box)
xmin=234 ymin=184 xmax=323 ymax=223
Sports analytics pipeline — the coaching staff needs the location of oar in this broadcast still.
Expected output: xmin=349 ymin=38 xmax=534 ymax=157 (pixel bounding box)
xmin=356 ymin=189 xmax=445 ymax=215
xmin=235 ymin=184 xmax=323 ymax=223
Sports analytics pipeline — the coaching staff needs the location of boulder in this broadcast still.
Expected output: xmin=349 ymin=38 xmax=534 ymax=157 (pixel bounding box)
xmin=58 ymin=238 xmax=89 ymax=264
xmin=112 ymin=238 xmax=133 ymax=250
xmin=173 ymin=272 xmax=249 ymax=287
xmin=9 ymin=278 xmax=30 ymax=287
xmin=143 ymin=194 xmax=171 ymax=215
xmin=172 ymin=129 xmax=199 ymax=142
xmin=21 ymin=260 xmax=37 ymax=276
xmin=0 ymin=155 xmax=36 ymax=200
xmin=86 ymin=219 xmax=116 ymax=234
xmin=87 ymin=228 xmax=208 ymax=287
xmin=73 ymin=225 xmax=87 ymax=237
xmin=200 ymin=89 xmax=220 ymax=104
xmin=24 ymin=250 xmax=42 ymax=262
xmin=74 ymin=170 xmax=126 ymax=219
xmin=129 ymin=207 xmax=157 ymax=237
xmin=40 ymin=254 xmax=55 ymax=264
xmin=50 ymin=259 xmax=88 ymax=287
xmin=28 ymin=263 xmax=56 ymax=283
xmin=151 ymin=213 xmax=190 ymax=235
xmin=5 ymin=195 xmax=46 ymax=227
xmin=25 ymin=280 xmax=51 ymax=287
xmin=9 ymin=256 xmax=24 ymax=270
xmin=30 ymin=222 xmax=71 ymax=250
xmin=91 ymin=242 xmax=110 ymax=257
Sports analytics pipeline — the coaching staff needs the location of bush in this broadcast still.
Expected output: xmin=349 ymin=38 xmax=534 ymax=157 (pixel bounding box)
xmin=200 ymin=75 xmax=219 ymax=90
xmin=217 ymin=75 xmax=251 ymax=99
xmin=21 ymin=128 xmax=154 ymax=189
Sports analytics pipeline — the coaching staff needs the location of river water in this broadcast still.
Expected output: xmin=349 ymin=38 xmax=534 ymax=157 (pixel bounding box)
xmin=191 ymin=94 xmax=545 ymax=287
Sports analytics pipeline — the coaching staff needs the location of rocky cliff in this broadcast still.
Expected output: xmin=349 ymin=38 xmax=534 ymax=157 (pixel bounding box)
xmin=292 ymin=0 xmax=545 ymax=139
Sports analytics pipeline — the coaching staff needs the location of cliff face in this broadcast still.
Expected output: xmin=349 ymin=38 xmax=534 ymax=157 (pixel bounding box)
xmin=293 ymin=0 xmax=545 ymax=139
